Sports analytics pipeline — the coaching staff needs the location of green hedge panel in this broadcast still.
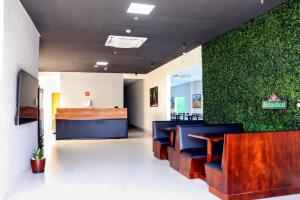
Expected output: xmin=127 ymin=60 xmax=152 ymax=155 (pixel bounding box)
xmin=203 ymin=0 xmax=300 ymax=132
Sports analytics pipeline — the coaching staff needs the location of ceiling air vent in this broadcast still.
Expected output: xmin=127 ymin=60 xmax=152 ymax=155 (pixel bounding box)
xmin=105 ymin=35 xmax=148 ymax=49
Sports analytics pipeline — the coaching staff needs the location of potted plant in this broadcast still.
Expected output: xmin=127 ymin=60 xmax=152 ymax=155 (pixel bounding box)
xmin=31 ymin=148 xmax=46 ymax=173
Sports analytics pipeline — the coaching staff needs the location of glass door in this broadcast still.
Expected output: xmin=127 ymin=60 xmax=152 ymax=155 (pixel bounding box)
xmin=175 ymin=97 xmax=185 ymax=113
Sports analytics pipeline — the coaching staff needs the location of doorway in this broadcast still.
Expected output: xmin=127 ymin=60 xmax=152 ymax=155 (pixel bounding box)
xmin=169 ymin=67 xmax=203 ymax=120
xmin=51 ymin=92 xmax=60 ymax=133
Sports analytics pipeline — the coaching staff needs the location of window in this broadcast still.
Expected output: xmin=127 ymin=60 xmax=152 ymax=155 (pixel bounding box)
xmin=175 ymin=97 xmax=185 ymax=113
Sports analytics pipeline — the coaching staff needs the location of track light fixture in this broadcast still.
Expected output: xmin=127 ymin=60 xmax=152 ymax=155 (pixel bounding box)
xmin=150 ymin=62 xmax=154 ymax=68
xmin=182 ymin=42 xmax=187 ymax=55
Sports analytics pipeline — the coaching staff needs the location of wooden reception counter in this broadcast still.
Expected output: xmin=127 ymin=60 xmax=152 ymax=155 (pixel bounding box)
xmin=56 ymin=108 xmax=128 ymax=120
xmin=55 ymin=108 xmax=128 ymax=140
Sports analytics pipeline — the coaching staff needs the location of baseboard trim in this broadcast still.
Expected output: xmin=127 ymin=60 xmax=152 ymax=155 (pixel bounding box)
xmin=129 ymin=124 xmax=151 ymax=135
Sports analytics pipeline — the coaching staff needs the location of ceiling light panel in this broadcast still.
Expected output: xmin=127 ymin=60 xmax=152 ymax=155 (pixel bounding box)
xmin=105 ymin=35 xmax=148 ymax=49
xmin=127 ymin=3 xmax=155 ymax=15
xmin=96 ymin=61 xmax=108 ymax=66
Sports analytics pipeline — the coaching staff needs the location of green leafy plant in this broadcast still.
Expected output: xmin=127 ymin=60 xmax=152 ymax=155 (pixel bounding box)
xmin=203 ymin=0 xmax=300 ymax=132
xmin=32 ymin=148 xmax=44 ymax=160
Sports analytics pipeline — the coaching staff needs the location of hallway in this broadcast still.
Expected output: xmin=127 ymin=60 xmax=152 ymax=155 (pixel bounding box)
xmin=7 ymin=129 xmax=300 ymax=200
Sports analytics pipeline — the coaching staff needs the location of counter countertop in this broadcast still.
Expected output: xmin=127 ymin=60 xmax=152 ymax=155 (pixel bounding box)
xmin=56 ymin=108 xmax=128 ymax=120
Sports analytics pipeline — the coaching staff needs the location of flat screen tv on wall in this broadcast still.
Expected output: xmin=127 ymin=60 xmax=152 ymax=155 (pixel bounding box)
xmin=15 ymin=69 xmax=39 ymax=125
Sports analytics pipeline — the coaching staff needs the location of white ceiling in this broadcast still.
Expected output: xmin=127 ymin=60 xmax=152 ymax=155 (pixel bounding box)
xmin=171 ymin=67 xmax=202 ymax=87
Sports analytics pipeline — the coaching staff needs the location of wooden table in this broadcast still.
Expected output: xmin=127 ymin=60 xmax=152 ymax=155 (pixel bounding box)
xmin=161 ymin=127 xmax=176 ymax=147
xmin=188 ymin=133 xmax=224 ymax=162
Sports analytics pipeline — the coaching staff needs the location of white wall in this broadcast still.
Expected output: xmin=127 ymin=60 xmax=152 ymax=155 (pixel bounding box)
xmin=38 ymin=72 xmax=125 ymax=136
xmin=0 ymin=0 xmax=40 ymax=198
xmin=125 ymin=46 xmax=202 ymax=131
xmin=0 ymin=0 xmax=5 ymax=198
xmin=60 ymin=72 xmax=124 ymax=108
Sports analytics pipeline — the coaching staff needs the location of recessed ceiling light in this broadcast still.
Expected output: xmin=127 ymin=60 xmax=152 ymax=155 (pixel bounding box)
xmin=127 ymin=3 xmax=155 ymax=15
xmin=113 ymin=51 xmax=117 ymax=54
xmin=133 ymin=16 xmax=139 ymax=21
xmin=94 ymin=64 xmax=99 ymax=68
xmin=104 ymin=67 xmax=108 ymax=71
xmin=126 ymin=29 xmax=132 ymax=34
xmin=96 ymin=61 xmax=108 ymax=66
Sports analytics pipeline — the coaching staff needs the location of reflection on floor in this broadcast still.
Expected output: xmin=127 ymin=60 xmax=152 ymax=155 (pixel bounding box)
xmin=7 ymin=129 xmax=300 ymax=200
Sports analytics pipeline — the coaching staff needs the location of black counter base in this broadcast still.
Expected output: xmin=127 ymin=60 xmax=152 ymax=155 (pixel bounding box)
xmin=56 ymin=119 xmax=128 ymax=140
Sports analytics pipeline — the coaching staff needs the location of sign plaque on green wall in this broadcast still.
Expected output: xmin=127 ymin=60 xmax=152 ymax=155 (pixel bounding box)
xmin=262 ymin=92 xmax=287 ymax=110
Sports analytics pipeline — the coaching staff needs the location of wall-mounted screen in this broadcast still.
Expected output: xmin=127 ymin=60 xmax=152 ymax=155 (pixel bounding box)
xmin=15 ymin=69 xmax=39 ymax=125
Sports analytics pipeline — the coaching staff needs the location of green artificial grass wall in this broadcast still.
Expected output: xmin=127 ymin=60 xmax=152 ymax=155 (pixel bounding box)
xmin=203 ymin=0 xmax=300 ymax=132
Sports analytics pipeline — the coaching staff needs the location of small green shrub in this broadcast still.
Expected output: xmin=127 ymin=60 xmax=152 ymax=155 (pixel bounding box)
xmin=32 ymin=148 xmax=44 ymax=160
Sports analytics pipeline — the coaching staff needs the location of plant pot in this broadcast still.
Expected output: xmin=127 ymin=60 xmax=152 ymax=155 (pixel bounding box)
xmin=31 ymin=158 xmax=46 ymax=173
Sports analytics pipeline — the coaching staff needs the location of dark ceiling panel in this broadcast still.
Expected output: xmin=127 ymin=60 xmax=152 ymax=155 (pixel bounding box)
xmin=20 ymin=0 xmax=286 ymax=73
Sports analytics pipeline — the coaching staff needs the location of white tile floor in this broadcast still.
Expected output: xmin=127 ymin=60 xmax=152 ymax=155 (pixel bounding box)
xmin=7 ymin=129 xmax=300 ymax=200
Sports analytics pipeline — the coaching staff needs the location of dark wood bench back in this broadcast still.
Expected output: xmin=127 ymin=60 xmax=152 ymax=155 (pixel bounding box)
xmin=222 ymin=131 xmax=300 ymax=195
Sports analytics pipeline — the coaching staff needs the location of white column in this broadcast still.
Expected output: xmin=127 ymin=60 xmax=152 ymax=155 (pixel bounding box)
xmin=0 ymin=0 xmax=5 ymax=198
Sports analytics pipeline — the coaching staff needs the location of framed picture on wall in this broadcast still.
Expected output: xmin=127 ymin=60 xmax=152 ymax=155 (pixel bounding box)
xmin=192 ymin=94 xmax=201 ymax=108
xmin=170 ymin=97 xmax=175 ymax=109
xmin=150 ymin=86 xmax=158 ymax=107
